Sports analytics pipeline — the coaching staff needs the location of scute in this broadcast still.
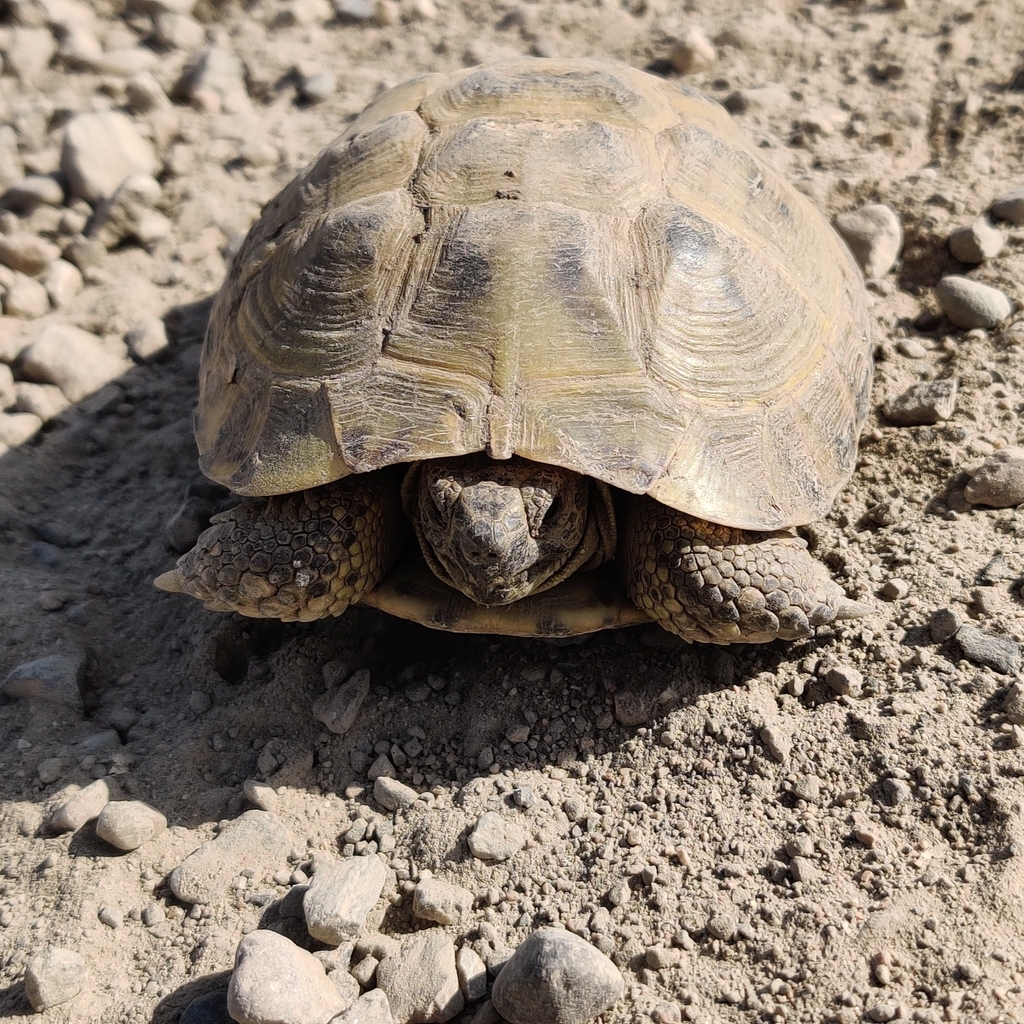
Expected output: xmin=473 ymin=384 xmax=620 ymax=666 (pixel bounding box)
xmin=198 ymin=57 xmax=872 ymax=531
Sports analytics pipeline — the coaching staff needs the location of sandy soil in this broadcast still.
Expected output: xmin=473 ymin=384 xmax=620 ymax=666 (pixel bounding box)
xmin=2 ymin=0 xmax=1024 ymax=1022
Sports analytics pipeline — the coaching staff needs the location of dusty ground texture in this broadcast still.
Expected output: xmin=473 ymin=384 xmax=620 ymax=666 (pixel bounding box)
xmin=2 ymin=0 xmax=1024 ymax=1022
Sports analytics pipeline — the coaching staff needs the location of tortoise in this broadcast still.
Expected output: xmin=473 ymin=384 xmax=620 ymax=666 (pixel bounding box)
xmin=155 ymin=57 xmax=873 ymax=645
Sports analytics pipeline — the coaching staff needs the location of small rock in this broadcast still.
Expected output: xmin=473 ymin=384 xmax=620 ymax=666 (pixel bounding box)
xmin=491 ymin=928 xmax=623 ymax=1024
xmin=991 ymin=186 xmax=1024 ymax=225
xmin=413 ymin=878 xmax=475 ymax=926
xmin=2 ymin=272 xmax=49 ymax=317
xmin=98 ymin=905 xmax=124 ymax=929
xmin=883 ymin=379 xmax=958 ymax=426
xmin=61 ymin=110 xmax=159 ymax=204
xmin=332 ymin=0 xmax=376 ymax=20
xmin=949 ymin=217 xmax=1005 ymax=263
xmin=834 ymin=204 xmax=903 ymax=278
xmin=174 ymin=45 xmax=251 ymax=114
xmin=43 ymin=260 xmax=83 ymax=307
xmin=467 ymin=811 xmax=525 ymax=862
xmin=95 ymin=800 xmax=167 ymax=851
xmin=0 ymin=233 xmax=61 ymax=275
xmin=706 ymin=911 xmax=738 ymax=941
xmin=455 ymin=945 xmax=487 ymax=1002
xmin=955 ymin=623 xmax=1021 ymax=675
xmin=37 ymin=757 xmax=64 ymax=784
xmin=228 ymin=930 xmax=348 ymax=1024
xmin=0 ymin=410 xmax=42 ymax=446
xmin=243 ymin=779 xmax=280 ymax=812
xmin=669 ymin=27 xmax=716 ymax=74
xmin=47 ymin=779 xmax=110 ymax=833
xmin=125 ymin=317 xmax=170 ymax=362
xmin=881 ymin=578 xmax=910 ymax=601
xmin=789 ymin=856 xmax=820 ymax=884
xmin=793 ymin=775 xmax=821 ymax=803
xmin=24 ymin=946 xmax=85 ymax=1011
xmin=298 ymin=68 xmax=337 ymax=104
xmin=882 ymin=777 xmax=912 ymax=805
xmin=723 ymin=84 xmax=791 ymax=115
xmin=374 ymin=775 xmax=419 ymax=811
xmin=314 ymin=668 xmax=371 ymax=735
xmin=3 ymin=650 xmax=86 ymax=710
xmin=89 ymin=174 xmax=172 ymax=250
xmin=0 ymin=363 xmax=13 ymax=407
xmin=825 ymin=664 xmax=863 ymax=697
xmin=867 ymin=1001 xmax=899 ymax=1023
xmin=304 ymin=854 xmax=387 ymax=944
xmin=1002 ymin=682 xmax=1024 ymax=725
xmin=376 ymin=930 xmax=464 ymax=1024
xmin=929 ymin=607 xmax=962 ymax=643
xmin=964 ymin=447 xmax=1024 ymax=507
xmin=329 ymin=989 xmax=395 ymax=1024
xmin=153 ymin=10 xmax=206 ymax=50
xmin=169 ymin=810 xmax=293 ymax=904
xmin=20 ymin=323 xmax=128 ymax=403
xmin=63 ymin=236 xmax=108 ymax=280
xmin=935 ymin=275 xmax=1013 ymax=329
xmin=759 ymin=724 xmax=792 ymax=763
xmin=4 ymin=25 xmax=57 ymax=84
xmin=368 ymin=754 xmax=395 ymax=780
xmin=1 ymin=175 xmax=65 ymax=211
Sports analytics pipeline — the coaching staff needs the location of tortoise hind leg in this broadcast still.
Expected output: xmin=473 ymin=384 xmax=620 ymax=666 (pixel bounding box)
xmin=155 ymin=469 xmax=407 ymax=622
xmin=622 ymin=495 xmax=868 ymax=644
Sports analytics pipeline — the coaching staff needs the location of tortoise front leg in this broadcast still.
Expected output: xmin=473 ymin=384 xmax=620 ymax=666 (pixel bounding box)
xmin=622 ymin=495 xmax=867 ymax=644
xmin=155 ymin=470 xmax=406 ymax=622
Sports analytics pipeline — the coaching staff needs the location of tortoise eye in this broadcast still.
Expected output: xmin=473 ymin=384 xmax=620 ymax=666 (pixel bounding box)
xmin=430 ymin=478 xmax=462 ymax=516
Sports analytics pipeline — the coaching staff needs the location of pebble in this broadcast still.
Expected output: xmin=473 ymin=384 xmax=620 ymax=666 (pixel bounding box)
xmin=991 ymin=186 xmax=1024 ymax=225
xmin=304 ymin=854 xmax=387 ymax=944
xmin=759 ymin=724 xmax=792 ymax=763
xmin=455 ymin=945 xmax=487 ymax=1001
xmin=706 ymin=910 xmax=738 ymax=941
xmin=95 ymin=800 xmax=167 ymax=851
xmin=792 ymin=775 xmax=821 ymax=803
xmin=955 ymin=623 xmax=1021 ymax=675
xmin=963 ymin=447 xmax=1024 ymax=507
xmin=825 ymin=664 xmax=863 ymax=697
xmin=125 ymin=316 xmax=170 ymax=362
xmin=0 ymin=232 xmax=61 ymax=275
xmin=1 ymin=174 xmax=64 ymax=211
xmin=467 ymin=811 xmax=525 ymax=862
xmin=314 ymin=668 xmax=371 ymax=735
xmin=174 ymin=45 xmax=251 ymax=114
xmin=368 ymin=753 xmax=396 ymax=780
xmin=491 ymin=928 xmax=623 ymax=1024
xmin=948 ymin=217 xmax=1005 ymax=263
xmin=43 ymin=259 xmax=84 ymax=307
xmin=332 ymin=0 xmax=376 ymax=20
xmin=61 ymin=110 xmax=159 ymax=204
xmin=228 ymin=930 xmax=348 ymax=1024
xmin=63 ymin=236 xmax=108 ymax=281
xmin=374 ymin=775 xmax=419 ymax=811
xmin=169 ymin=810 xmax=293 ymax=904
xmin=98 ymin=905 xmax=124 ymax=929
xmin=90 ymin=174 xmax=172 ymax=249
xmin=833 ymin=204 xmax=903 ymax=278
xmin=882 ymin=777 xmax=912 ymax=805
xmin=929 ymin=607 xmax=962 ymax=643
xmin=24 ymin=946 xmax=86 ymax=1011
xmin=789 ymin=856 xmax=820 ymax=884
xmin=0 ymin=362 xmax=13 ymax=406
xmin=0 ymin=410 xmax=42 ymax=446
xmin=243 ymin=779 xmax=279 ymax=812
xmin=669 ymin=26 xmax=716 ymax=74
xmin=20 ymin=323 xmax=128 ymax=403
xmin=298 ymin=67 xmax=337 ymax=104
xmin=47 ymin=779 xmax=111 ymax=832
xmin=2 ymin=271 xmax=49 ymax=317
xmin=412 ymin=878 xmax=475 ymax=926
xmin=330 ymin=989 xmax=395 ymax=1024
xmin=2 ymin=650 xmax=86 ymax=710
xmin=376 ymin=930 xmax=464 ymax=1024
xmin=153 ymin=11 xmax=207 ymax=49
xmin=883 ymin=379 xmax=957 ymax=426
xmin=1003 ymin=682 xmax=1024 ymax=724
xmin=934 ymin=275 xmax=1013 ymax=329
xmin=37 ymin=757 xmax=64 ymax=784
xmin=881 ymin=578 xmax=911 ymax=601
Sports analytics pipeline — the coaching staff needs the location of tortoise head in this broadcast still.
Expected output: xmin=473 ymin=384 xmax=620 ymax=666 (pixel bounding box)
xmin=407 ymin=455 xmax=597 ymax=606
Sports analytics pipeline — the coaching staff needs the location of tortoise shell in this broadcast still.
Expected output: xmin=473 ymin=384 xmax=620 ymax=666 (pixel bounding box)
xmin=195 ymin=58 xmax=872 ymax=532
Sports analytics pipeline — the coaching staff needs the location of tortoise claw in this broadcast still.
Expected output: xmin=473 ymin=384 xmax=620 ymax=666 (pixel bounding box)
xmin=153 ymin=569 xmax=186 ymax=593
xmin=833 ymin=597 xmax=871 ymax=621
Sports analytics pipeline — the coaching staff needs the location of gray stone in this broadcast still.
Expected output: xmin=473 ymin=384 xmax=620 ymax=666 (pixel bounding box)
xmin=0 ymin=232 xmax=61 ymax=275
xmin=882 ymin=777 xmax=912 ymax=805
xmin=789 ymin=856 xmax=820 ymax=883
xmin=883 ymin=379 xmax=957 ymax=426
xmin=412 ymin=878 xmax=475 ymax=926
xmin=0 ymin=125 xmax=25 ymax=192
xmin=228 ymin=930 xmax=348 ymax=1024
xmin=24 ymin=946 xmax=85 ymax=1011
xmin=929 ymin=607 xmax=962 ymax=643
xmin=759 ymin=724 xmax=792 ymax=763
xmin=377 ymin=930 xmax=464 ymax=1024
xmin=125 ymin=317 xmax=170 ymax=362
xmin=61 ymin=110 xmax=159 ymax=204
xmin=95 ymin=800 xmax=167 ymax=851
xmin=955 ymin=624 xmax=1021 ymax=675
xmin=299 ymin=68 xmax=337 ymax=104
xmin=374 ymin=775 xmax=419 ymax=811
xmin=991 ymin=186 xmax=1024 ymax=225
xmin=329 ymin=990 xmax=394 ymax=1024
xmin=2 ymin=271 xmax=49 ymax=317
xmin=37 ymin=757 xmax=64 ymax=784
xmin=98 ymin=906 xmax=124 ymax=930
xmin=964 ymin=447 xmax=1024 ymax=507
xmin=169 ymin=810 xmax=293 ymax=904
xmin=467 ymin=811 xmax=525 ymax=862
xmin=834 ymin=204 xmax=903 ymax=278
xmin=332 ymin=0 xmax=376 ymax=21
xmin=314 ymin=668 xmax=371 ymax=734
xmin=491 ymin=928 xmax=623 ymax=1024
xmin=304 ymin=854 xmax=387 ymax=944
xmin=948 ymin=218 xmax=1005 ymax=263
xmin=825 ymin=664 xmax=863 ymax=697
xmin=89 ymin=174 xmax=172 ymax=249
xmin=3 ymin=650 xmax=85 ymax=710
xmin=19 ymin=322 xmax=128 ymax=402
xmin=935 ymin=275 xmax=1013 ymax=329
xmin=47 ymin=779 xmax=110 ymax=833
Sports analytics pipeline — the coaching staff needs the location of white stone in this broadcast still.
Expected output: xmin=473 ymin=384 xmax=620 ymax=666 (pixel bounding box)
xmin=935 ymin=275 xmax=1013 ymax=329
xmin=948 ymin=217 xmax=1005 ymax=263
xmin=0 ymin=410 xmax=42 ymax=446
xmin=834 ymin=204 xmax=903 ymax=278
xmin=374 ymin=775 xmax=419 ymax=811
xmin=455 ymin=946 xmax=487 ymax=1001
xmin=2 ymin=272 xmax=49 ymax=317
xmin=89 ymin=174 xmax=171 ymax=249
xmin=20 ymin=322 xmax=128 ymax=402
xmin=964 ymin=447 xmax=1024 ymax=508
xmin=0 ymin=232 xmax=61 ymax=275
xmin=376 ymin=930 xmax=464 ymax=1024
xmin=328 ymin=989 xmax=394 ymax=1024
xmin=304 ymin=854 xmax=387 ymax=944
xmin=43 ymin=259 xmax=84 ymax=307
xmin=412 ymin=878 xmax=475 ymax=926
xmin=47 ymin=779 xmax=110 ymax=833
xmin=24 ymin=947 xmax=85 ymax=1011
xmin=95 ymin=800 xmax=167 ymax=850
xmin=173 ymin=45 xmax=251 ymax=114
xmin=61 ymin=110 xmax=158 ymax=204
xmin=467 ymin=811 xmax=525 ymax=862
xmin=125 ymin=317 xmax=169 ymax=361
xmin=15 ymin=381 xmax=70 ymax=420
xmin=991 ymin=186 xmax=1024 ymax=225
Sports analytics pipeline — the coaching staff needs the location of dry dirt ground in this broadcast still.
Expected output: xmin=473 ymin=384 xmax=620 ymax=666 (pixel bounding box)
xmin=2 ymin=0 xmax=1024 ymax=1022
